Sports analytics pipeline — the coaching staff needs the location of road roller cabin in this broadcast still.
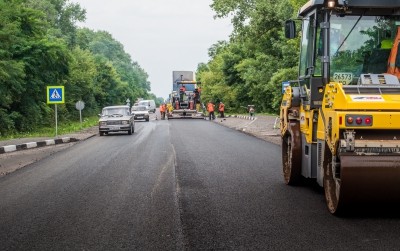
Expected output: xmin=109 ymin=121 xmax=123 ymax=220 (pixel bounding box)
xmin=280 ymin=0 xmax=400 ymax=214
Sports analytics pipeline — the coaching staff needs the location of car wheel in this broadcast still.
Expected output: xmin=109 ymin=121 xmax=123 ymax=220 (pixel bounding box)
xmin=128 ymin=124 xmax=133 ymax=135
xmin=146 ymin=118 xmax=149 ymax=122
xmin=100 ymin=131 xmax=104 ymax=136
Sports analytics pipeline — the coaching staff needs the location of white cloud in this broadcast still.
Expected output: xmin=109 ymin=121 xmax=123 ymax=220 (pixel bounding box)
xmin=73 ymin=0 xmax=232 ymax=99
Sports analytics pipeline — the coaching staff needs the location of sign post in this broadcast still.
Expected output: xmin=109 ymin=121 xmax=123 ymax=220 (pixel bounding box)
xmin=47 ymin=86 xmax=65 ymax=137
xmin=75 ymin=101 xmax=85 ymax=128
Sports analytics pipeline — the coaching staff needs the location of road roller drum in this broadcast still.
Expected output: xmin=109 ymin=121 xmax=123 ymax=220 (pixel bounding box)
xmin=324 ymin=154 xmax=400 ymax=214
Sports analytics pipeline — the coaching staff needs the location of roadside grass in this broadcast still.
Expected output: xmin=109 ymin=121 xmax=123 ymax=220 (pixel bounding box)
xmin=0 ymin=116 xmax=99 ymax=141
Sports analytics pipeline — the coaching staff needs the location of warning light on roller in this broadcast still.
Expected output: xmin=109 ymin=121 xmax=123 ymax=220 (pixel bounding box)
xmin=347 ymin=117 xmax=353 ymax=124
xmin=345 ymin=115 xmax=372 ymax=127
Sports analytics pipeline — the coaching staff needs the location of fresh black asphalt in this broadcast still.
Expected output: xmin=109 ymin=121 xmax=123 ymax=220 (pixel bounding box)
xmin=1 ymin=119 xmax=400 ymax=250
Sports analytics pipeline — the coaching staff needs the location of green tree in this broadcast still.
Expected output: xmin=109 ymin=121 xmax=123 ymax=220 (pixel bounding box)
xmin=198 ymin=0 xmax=304 ymax=114
xmin=65 ymin=47 xmax=97 ymax=117
xmin=77 ymin=28 xmax=151 ymax=104
xmin=25 ymin=0 xmax=86 ymax=47
xmin=0 ymin=0 xmax=152 ymax=136
xmin=0 ymin=0 xmax=71 ymax=133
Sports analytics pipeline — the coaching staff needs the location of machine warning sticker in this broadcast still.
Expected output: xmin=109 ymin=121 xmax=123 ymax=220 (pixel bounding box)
xmin=350 ymin=95 xmax=384 ymax=101
xmin=332 ymin=72 xmax=353 ymax=85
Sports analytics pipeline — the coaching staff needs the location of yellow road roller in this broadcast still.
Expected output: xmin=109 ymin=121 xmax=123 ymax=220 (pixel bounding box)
xmin=280 ymin=0 xmax=400 ymax=214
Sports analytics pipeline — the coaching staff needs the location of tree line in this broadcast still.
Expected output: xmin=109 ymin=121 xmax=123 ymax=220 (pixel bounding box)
xmin=0 ymin=0 xmax=154 ymax=136
xmin=197 ymin=0 xmax=308 ymax=114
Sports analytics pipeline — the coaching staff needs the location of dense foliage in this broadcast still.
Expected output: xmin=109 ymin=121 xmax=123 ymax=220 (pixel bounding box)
xmin=197 ymin=0 xmax=308 ymax=114
xmin=0 ymin=0 xmax=152 ymax=136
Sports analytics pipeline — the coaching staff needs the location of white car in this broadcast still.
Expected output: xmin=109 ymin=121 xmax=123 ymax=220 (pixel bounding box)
xmin=137 ymin=100 xmax=156 ymax=113
xmin=98 ymin=105 xmax=135 ymax=136
xmin=131 ymin=105 xmax=150 ymax=121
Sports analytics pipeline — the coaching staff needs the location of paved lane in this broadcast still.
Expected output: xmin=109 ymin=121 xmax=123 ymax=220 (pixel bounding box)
xmin=0 ymin=121 xmax=183 ymax=250
xmin=170 ymin=119 xmax=400 ymax=250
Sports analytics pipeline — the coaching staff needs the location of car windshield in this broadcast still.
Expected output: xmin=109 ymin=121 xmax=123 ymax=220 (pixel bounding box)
xmin=132 ymin=106 xmax=148 ymax=111
xmin=138 ymin=102 xmax=149 ymax=106
xmin=102 ymin=108 xmax=128 ymax=116
xmin=329 ymin=15 xmax=400 ymax=84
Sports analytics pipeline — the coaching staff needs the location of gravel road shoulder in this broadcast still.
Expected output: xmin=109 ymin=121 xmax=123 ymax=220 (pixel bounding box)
xmin=214 ymin=115 xmax=282 ymax=146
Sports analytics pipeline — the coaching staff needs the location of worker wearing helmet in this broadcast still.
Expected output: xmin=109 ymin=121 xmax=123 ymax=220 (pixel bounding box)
xmin=179 ymin=85 xmax=186 ymax=101
xmin=381 ymin=39 xmax=393 ymax=49
xmin=167 ymin=103 xmax=173 ymax=114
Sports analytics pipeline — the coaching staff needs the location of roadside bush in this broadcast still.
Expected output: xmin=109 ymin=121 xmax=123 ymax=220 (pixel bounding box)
xmin=0 ymin=110 xmax=16 ymax=136
xmin=266 ymin=67 xmax=298 ymax=114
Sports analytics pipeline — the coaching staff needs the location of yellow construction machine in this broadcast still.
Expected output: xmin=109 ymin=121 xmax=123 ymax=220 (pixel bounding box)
xmin=280 ymin=0 xmax=400 ymax=214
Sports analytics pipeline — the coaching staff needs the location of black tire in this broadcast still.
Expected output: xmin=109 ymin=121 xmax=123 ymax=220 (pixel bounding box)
xmin=146 ymin=118 xmax=149 ymax=122
xmin=282 ymin=122 xmax=302 ymax=185
xmin=128 ymin=124 xmax=133 ymax=135
xmin=323 ymin=150 xmax=343 ymax=215
xmin=100 ymin=131 xmax=104 ymax=136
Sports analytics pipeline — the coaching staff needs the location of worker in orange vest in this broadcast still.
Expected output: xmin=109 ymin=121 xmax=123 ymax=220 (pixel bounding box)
xmin=163 ymin=103 xmax=167 ymax=119
xmin=207 ymin=101 xmax=215 ymax=120
xmin=159 ymin=103 xmax=166 ymax=120
xmin=218 ymin=102 xmax=225 ymax=118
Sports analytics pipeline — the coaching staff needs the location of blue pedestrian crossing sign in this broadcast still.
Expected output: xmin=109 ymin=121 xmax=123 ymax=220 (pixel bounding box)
xmin=47 ymin=86 xmax=65 ymax=104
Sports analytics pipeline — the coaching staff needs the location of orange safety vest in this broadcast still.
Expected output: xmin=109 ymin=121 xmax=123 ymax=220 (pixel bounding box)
xmin=387 ymin=26 xmax=400 ymax=78
xmin=219 ymin=103 xmax=225 ymax=112
xmin=159 ymin=105 xmax=165 ymax=112
xmin=207 ymin=103 xmax=214 ymax=112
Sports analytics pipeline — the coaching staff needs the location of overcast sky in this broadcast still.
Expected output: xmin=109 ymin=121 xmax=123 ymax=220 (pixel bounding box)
xmin=73 ymin=0 xmax=233 ymax=99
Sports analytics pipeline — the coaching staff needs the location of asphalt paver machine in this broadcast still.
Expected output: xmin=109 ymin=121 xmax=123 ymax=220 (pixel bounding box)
xmin=169 ymin=80 xmax=204 ymax=119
